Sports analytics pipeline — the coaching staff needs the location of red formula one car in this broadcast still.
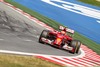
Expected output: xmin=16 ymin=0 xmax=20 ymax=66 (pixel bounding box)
xmin=39 ymin=26 xmax=81 ymax=54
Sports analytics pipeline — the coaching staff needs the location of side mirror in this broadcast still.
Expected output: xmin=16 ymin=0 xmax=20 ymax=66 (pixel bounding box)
xmin=59 ymin=26 xmax=64 ymax=30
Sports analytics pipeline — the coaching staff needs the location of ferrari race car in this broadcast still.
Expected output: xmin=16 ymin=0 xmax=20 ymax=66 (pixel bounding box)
xmin=39 ymin=26 xmax=81 ymax=54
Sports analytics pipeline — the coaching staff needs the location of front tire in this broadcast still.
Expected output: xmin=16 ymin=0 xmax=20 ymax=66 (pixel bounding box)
xmin=39 ymin=30 xmax=49 ymax=43
xmin=70 ymin=40 xmax=81 ymax=54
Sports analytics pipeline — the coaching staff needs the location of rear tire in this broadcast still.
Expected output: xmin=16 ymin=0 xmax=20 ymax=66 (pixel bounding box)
xmin=70 ymin=40 xmax=81 ymax=54
xmin=39 ymin=30 xmax=49 ymax=43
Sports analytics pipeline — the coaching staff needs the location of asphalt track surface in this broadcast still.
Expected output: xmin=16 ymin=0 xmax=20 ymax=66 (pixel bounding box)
xmin=0 ymin=2 xmax=81 ymax=56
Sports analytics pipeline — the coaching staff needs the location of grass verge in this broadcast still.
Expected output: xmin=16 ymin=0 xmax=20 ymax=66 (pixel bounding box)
xmin=78 ymin=0 xmax=100 ymax=7
xmin=0 ymin=54 xmax=62 ymax=67
xmin=4 ymin=0 xmax=100 ymax=55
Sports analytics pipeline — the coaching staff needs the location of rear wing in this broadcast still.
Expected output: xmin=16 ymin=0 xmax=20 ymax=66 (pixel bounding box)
xmin=59 ymin=26 xmax=74 ymax=34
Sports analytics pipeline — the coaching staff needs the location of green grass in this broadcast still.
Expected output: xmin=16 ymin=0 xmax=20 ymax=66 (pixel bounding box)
xmin=4 ymin=0 xmax=100 ymax=55
xmin=78 ymin=0 xmax=100 ymax=7
xmin=0 ymin=54 xmax=63 ymax=67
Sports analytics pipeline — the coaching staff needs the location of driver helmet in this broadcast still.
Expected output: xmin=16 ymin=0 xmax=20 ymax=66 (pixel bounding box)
xmin=61 ymin=30 xmax=66 ymax=35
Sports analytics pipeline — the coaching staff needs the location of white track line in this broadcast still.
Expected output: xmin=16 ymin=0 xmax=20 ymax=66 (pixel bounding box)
xmin=0 ymin=49 xmax=85 ymax=58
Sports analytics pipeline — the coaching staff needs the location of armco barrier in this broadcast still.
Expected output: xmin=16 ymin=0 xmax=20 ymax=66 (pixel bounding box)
xmin=0 ymin=1 xmax=100 ymax=67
